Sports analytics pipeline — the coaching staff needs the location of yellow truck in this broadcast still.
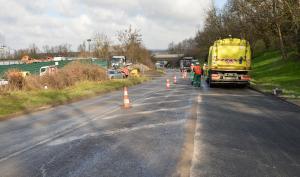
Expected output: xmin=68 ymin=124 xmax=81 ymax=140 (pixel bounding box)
xmin=206 ymin=38 xmax=251 ymax=87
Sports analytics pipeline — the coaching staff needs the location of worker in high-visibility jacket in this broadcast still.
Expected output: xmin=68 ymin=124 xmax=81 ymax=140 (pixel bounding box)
xmin=190 ymin=63 xmax=195 ymax=84
xmin=193 ymin=62 xmax=202 ymax=87
xmin=122 ymin=65 xmax=130 ymax=78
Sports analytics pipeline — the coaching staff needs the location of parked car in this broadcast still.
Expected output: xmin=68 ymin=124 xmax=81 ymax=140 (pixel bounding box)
xmin=107 ymin=69 xmax=124 ymax=79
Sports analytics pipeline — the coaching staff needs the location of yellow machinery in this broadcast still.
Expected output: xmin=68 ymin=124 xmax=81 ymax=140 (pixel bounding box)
xmin=130 ymin=68 xmax=141 ymax=77
xmin=20 ymin=71 xmax=31 ymax=77
xmin=206 ymin=38 xmax=251 ymax=87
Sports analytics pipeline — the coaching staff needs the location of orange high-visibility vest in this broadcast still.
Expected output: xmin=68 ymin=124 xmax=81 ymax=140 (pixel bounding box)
xmin=193 ymin=65 xmax=202 ymax=75
xmin=123 ymin=67 xmax=129 ymax=76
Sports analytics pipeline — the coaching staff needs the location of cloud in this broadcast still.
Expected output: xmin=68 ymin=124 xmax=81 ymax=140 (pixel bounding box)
xmin=0 ymin=0 xmax=212 ymax=50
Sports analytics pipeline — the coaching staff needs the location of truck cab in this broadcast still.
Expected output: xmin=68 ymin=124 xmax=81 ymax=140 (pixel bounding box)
xmin=180 ymin=57 xmax=194 ymax=72
xmin=111 ymin=56 xmax=126 ymax=69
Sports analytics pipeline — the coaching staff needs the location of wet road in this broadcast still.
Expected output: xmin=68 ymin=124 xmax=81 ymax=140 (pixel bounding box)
xmin=0 ymin=70 xmax=299 ymax=177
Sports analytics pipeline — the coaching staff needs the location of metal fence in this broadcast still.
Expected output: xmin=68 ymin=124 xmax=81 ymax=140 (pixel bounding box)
xmin=0 ymin=60 xmax=22 ymax=65
xmin=0 ymin=59 xmax=108 ymax=77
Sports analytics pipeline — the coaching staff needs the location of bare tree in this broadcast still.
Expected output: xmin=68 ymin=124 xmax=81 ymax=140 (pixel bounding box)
xmin=78 ymin=41 xmax=87 ymax=57
xmin=29 ymin=43 xmax=39 ymax=58
xmin=92 ymin=33 xmax=111 ymax=59
xmin=117 ymin=25 xmax=143 ymax=63
xmin=42 ymin=45 xmax=51 ymax=56
xmin=116 ymin=25 xmax=153 ymax=66
xmin=283 ymin=0 xmax=300 ymax=54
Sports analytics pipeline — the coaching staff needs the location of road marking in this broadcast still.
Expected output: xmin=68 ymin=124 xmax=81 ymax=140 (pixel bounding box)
xmin=0 ymin=105 xmax=121 ymax=163
xmin=197 ymin=95 xmax=202 ymax=103
xmin=174 ymin=96 xmax=198 ymax=177
xmin=102 ymin=106 xmax=191 ymax=120
xmin=0 ymin=84 xmax=166 ymax=163
xmin=47 ymin=119 xmax=185 ymax=146
xmin=190 ymin=94 xmax=202 ymax=177
xmin=198 ymin=93 xmax=262 ymax=97
xmin=133 ymin=100 xmax=183 ymax=106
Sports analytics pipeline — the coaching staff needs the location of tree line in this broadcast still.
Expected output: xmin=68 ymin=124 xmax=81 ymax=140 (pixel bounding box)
xmin=1 ymin=26 xmax=153 ymax=67
xmin=78 ymin=26 xmax=153 ymax=66
xmin=170 ymin=0 xmax=300 ymax=60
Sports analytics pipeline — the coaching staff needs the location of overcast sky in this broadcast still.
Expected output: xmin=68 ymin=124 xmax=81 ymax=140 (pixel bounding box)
xmin=0 ymin=0 xmax=227 ymax=51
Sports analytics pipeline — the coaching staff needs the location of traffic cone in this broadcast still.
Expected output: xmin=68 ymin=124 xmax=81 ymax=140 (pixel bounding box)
xmin=123 ymin=87 xmax=131 ymax=109
xmin=173 ymin=75 xmax=177 ymax=84
xmin=166 ymin=79 xmax=170 ymax=89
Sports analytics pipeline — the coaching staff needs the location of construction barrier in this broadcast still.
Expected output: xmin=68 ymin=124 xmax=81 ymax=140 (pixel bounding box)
xmin=123 ymin=87 xmax=131 ymax=109
xmin=166 ymin=79 xmax=170 ymax=89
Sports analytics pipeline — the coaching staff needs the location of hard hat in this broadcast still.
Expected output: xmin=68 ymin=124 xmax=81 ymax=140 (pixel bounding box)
xmin=195 ymin=62 xmax=200 ymax=65
xmin=191 ymin=63 xmax=194 ymax=65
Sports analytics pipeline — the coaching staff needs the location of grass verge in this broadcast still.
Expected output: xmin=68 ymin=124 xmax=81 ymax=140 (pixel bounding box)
xmin=0 ymin=77 xmax=148 ymax=120
xmin=250 ymin=50 xmax=300 ymax=99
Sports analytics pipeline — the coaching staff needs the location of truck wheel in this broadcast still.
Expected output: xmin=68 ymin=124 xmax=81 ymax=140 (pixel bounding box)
xmin=206 ymin=78 xmax=209 ymax=84
xmin=241 ymin=83 xmax=250 ymax=88
xmin=208 ymin=78 xmax=214 ymax=88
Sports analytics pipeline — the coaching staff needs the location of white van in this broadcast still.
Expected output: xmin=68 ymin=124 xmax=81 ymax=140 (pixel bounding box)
xmin=40 ymin=65 xmax=58 ymax=76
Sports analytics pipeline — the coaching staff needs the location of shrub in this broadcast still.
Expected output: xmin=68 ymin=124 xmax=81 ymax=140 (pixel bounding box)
xmin=4 ymin=69 xmax=25 ymax=90
xmin=22 ymin=62 xmax=108 ymax=90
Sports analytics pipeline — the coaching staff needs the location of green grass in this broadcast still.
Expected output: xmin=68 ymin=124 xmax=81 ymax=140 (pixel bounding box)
xmin=0 ymin=77 xmax=148 ymax=119
xmin=250 ymin=51 xmax=300 ymax=98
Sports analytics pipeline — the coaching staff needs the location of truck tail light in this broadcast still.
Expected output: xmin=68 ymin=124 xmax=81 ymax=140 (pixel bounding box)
xmin=211 ymin=74 xmax=220 ymax=80
xmin=241 ymin=75 xmax=251 ymax=80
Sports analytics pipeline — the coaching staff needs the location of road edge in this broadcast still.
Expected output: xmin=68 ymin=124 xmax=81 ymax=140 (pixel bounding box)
xmin=0 ymin=76 xmax=156 ymax=122
xmin=249 ymin=85 xmax=300 ymax=108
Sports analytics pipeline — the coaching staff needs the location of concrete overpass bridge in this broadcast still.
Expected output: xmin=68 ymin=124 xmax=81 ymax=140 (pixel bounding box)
xmin=152 ymin=54 xmax=184 ymax=67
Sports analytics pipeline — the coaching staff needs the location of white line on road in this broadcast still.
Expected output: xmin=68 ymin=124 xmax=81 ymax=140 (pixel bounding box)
xmin=198 ymin=93 xmax=262 ymax=97
xmin=102 ymin=106 xmax=191 ymax=120
xmin=47 ymin=119 xmax=186 ymax=146
xmin=190 ymin=93 xmax=202 ymax=177
xmin=0 ymin=85 xmax=166 ymax=163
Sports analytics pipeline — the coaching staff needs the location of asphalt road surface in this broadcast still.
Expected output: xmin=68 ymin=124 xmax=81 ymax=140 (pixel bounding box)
xmin=0 ymin=70 xmax=299 ymax=177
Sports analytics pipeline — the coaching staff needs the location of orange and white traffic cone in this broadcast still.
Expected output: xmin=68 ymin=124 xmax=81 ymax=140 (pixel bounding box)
xmin=166 ymin=79 xmax=170 ymax=89
xmin=173 ymin=75 xmax=177 ymax=84
xmin=123 ymin=87 xmax=131 ymax=109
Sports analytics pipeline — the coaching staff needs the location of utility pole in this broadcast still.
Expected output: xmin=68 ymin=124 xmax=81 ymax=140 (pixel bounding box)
xmin=87 ymin=39 xmax=92 ymax=58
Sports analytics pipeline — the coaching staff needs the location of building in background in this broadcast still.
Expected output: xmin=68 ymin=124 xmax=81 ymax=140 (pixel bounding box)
xmin=0 ymin=44 xmax=11 ymax=59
